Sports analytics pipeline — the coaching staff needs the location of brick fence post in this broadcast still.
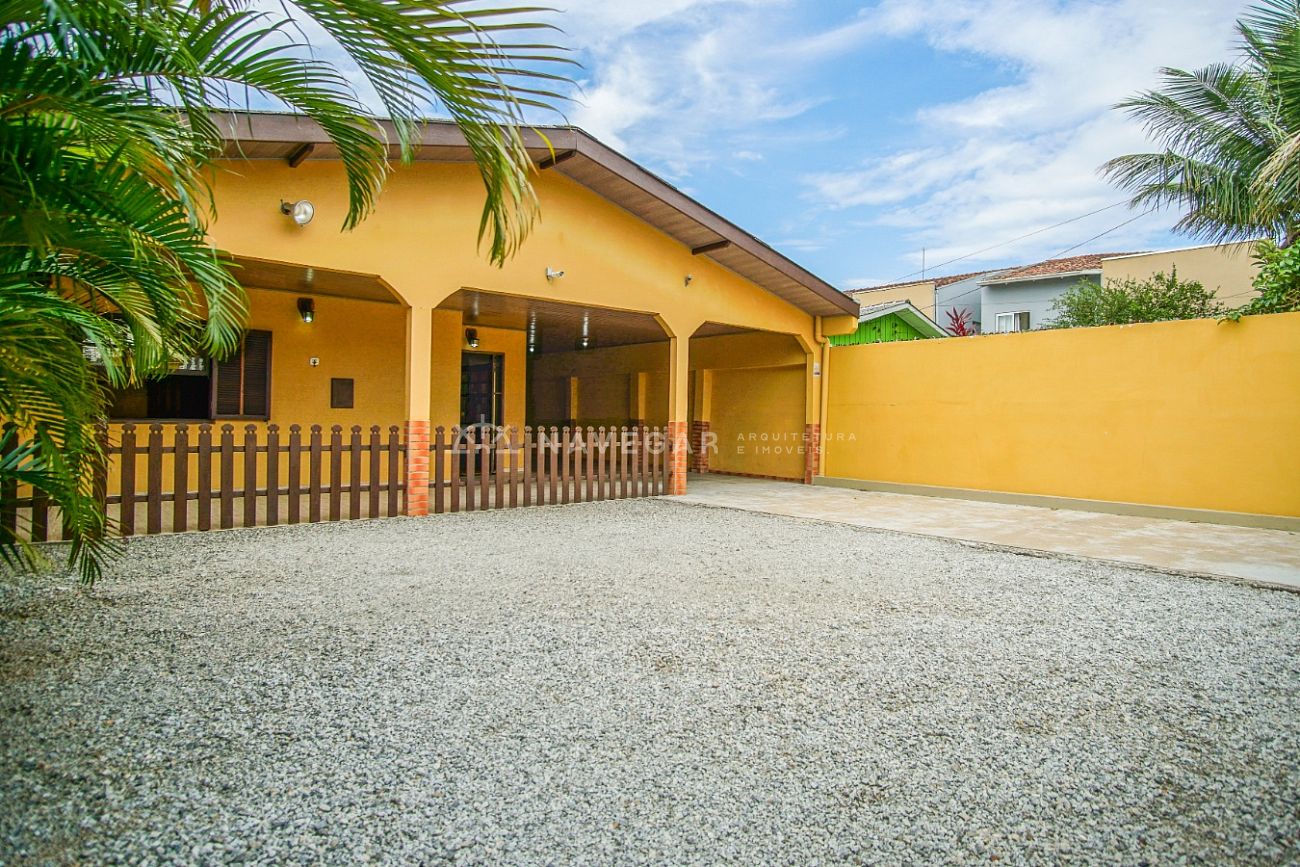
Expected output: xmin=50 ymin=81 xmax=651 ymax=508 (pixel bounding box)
xmin=690 ymin=420 xmax=711 ymax=474
xmin=803 ymin=423 xmax=821 ymax=485
xmin=405 ymin=420 xmax=430 ymax=516
xmin=667 ymin=420 xmax=689 ymax=495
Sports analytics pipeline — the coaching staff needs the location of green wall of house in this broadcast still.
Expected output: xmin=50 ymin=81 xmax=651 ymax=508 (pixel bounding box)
xmin=829 ymin=313 xmax=930 ymax=346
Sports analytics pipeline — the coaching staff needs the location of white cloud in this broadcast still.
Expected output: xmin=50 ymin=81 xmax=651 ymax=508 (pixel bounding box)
xmin=547 ymin=0 xmax=831 ymax=174
xmin=803 ymin=0 xmax=1244 ymax=274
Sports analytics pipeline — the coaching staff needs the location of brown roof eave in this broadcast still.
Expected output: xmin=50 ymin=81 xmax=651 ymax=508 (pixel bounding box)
xmin=211 ymin=111 xmax=857 ymax=318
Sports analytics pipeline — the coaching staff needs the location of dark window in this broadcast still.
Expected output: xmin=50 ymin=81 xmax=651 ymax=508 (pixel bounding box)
xmin=330 ymin=378 xmax=355 ymax=409
xmin=212 ymin=330 xmax=273 ymax=419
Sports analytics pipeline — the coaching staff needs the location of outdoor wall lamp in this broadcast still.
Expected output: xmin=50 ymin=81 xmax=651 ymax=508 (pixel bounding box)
xmin=545 ymin=267 xmax=565 ymax=282
xmin=465 ymin=327 xmax=480 ymax=349
xmin=280 ymin=199 xmax=315 ymax=226
xmin=684 ymin=274 xmax=694 ymax=287
xmin=297 ymin=297 xmax=315 ymax=323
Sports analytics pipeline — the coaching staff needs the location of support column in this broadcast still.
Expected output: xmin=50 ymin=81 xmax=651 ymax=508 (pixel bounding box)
xmin=667 ymin=333 xmax=690 ymax=495
xmin=803 ymin=423 xmax=821 ymax=484
xmin=404 ymin=306 xmax=434 ymax=517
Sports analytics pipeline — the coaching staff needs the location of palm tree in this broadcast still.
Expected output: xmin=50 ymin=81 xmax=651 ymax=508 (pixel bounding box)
xmin=0 ymin=0 xmax=568 ymax=581
xmin=1102 ymin=0 xmax=1300 ymax=247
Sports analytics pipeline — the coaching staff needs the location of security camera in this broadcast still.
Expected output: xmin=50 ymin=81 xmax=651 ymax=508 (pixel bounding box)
xmin=545 ymin=267 xmax=566 ymax=282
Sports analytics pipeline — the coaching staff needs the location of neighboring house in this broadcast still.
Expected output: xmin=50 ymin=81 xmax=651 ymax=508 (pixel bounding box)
xmin=102 ymin=109 xmax=860 ymax=507
xmin=846 ymin=280 xmax=934 ymax=314
xmin=1100 ymin=241 xmax=1260 ymax=306
xmin=979 ymin=253 xmax=1136 ymax=332
xmin=830 ymin=300 xmax=948 ymax=346
xmin=933 ymin=269 xmax=1010 ymax=334
xmin=848 ymin=270 xmax=1004 ymax=334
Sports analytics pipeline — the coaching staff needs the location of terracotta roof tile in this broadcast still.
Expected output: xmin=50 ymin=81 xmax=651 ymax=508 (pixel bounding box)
xmin=850 ymin=269 xmax=999 ymax=295
xmin=986 ymin=252 xmax=1142 ymax=282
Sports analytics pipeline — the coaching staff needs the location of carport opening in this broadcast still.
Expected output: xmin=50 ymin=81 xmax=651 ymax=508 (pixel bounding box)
xmin=689 ymin=323 xmax=809 ymax=482
xmin=439 ymin=289 xmax=672 ymax=431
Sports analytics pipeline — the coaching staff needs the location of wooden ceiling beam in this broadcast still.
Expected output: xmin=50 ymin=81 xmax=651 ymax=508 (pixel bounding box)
xmin=537 ymin=149 xmax=577 ymax=170
xmin=691 ymin=240 xmax=731 ymax=256
xmin=286 ymin=142 xmax=315 ymax=168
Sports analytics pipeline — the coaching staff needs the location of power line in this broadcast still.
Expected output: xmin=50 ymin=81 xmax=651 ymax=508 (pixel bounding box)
xmin=907 ymin=207 xmax=1160 ymax=318
xmin=878 ymin=199 xmax=1131 ymax=287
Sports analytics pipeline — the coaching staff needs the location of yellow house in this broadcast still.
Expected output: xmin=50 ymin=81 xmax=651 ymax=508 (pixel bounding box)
xmin=105 ymin=111 xmax=858 ymax=516
xmin=1100 ymin=241 xmax=1261 ymax=304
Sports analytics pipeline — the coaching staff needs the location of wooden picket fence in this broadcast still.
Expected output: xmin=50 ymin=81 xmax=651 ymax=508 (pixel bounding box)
xmin=1 ymin=421 xmax=671 ymax=542
xmin=430 ymin=425 xmax=668 ymax=512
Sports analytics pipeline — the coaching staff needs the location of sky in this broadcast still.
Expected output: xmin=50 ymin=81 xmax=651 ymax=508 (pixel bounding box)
xmin=284 ymin=0 xmax=1248 ymax=290
xmin=526 ymin=0 xmax=1246 ymax=289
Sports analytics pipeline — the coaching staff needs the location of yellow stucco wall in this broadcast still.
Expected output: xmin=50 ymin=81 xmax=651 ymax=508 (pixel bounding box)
xmin=1101 ymin=242 xmax=1260 ymax=304
xmin=848 ymin=281 xmax=934 ymax=312
xmin=709 ymin=364 xmax=806 ymax=480
xmin=824 ymin=312 xmax=1300 ymax=517
xmin=528 ymin=341 xmax=670 ymax=427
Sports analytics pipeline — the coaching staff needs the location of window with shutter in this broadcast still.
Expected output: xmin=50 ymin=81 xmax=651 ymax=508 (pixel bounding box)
xmin=211 ymin=330 xmax=273 ymax=419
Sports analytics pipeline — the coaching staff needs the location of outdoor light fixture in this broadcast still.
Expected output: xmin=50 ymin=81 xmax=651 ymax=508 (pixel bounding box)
xmin=297 ymin=297 xmax=315 ymax=324
xmin=545 ymin=266 xmax=565 ymax=282
xmin=575 ymin=312 xmax=594 ymax=351
xmin=280 ymin=199 xmax=315 ymax=226
xmin=526 ymin=311 xmax=538 ymax=355
xmin=465 ymin=327 xmax=480 ymax=349
xmin=684 ymin=274 xmax=694 ymax=286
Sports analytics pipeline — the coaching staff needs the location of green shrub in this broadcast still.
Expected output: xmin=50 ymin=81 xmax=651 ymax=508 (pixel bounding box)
xmin=1049 ymin=269 xmax=1224 ymax=328
xmin=1227 ymin=240 xmax=1300 ymax=318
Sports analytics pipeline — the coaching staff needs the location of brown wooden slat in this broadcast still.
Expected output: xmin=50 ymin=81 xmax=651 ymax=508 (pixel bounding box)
xmin=220 ymin=424 xmax=235 ymax=530
xmin=640 ymin=426 xmax=650 ymax=497
xmin=266 ymin=425 xmax=280 ymax=526
xmin=387 ymin=426 xmax=401 ymax=518
xmin=595 ymin=427 xmax=606 ymax=502
xmin=93 ymin=424 xmax=109 ymax=539
xmin=368 ymin=426 xmax=381 ymax=518
xmin=243 ymin=425 xmax=258 ymax=528
xmin=493 ymin=428 xmax=505 ymax=510
xmin=329 ymin=425 xmax=343 ymax=521
xmin=522 ymin=427 xmax=533 ymax=508
xmin=616 ymin=426 xmax=626 ymax=499
xmin=0 ymin=425 xmax=14 ymax=541
xmin=481 ymin=428 xmax=493 ymax=510
xmin=120 ymin=423 xmax=137 ymax=536
xmin=508 ymin=428 xmax=519 ymax=509
xmin=449 ymin=426 xmax=461 ymax=513
xmin=433 ymin=426 xmax=446 ymax=515
xmin=585 ymin=427 xmax=596 ymax=502
xmin=560 ymin=427 xmax=571 ymax=506
xmin=197 ymin=424 xmax=212 ymax=532
xmin=172 ymin=424 xmax=189 ymax=532
xmin=349 ymin=426 xmax=362 ymax=520
xmin=548 ymin=427 xmax=559 ymax=505
xmin=464 ymin=428 xmax=477 ymax=512
xmin=309 ymin=425 xmax=322 ymax=523
xmin=147 ymin=424 xmax=164 ymax=534
xmin=288 ymin=425 xmax=302 ymax=524
xmin=31 ymin=487 xmax=49 ymax=542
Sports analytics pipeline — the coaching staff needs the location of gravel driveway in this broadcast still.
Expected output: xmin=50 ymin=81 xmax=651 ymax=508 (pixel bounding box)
xmin=2 ymin=499 xmax=1298 ymax=865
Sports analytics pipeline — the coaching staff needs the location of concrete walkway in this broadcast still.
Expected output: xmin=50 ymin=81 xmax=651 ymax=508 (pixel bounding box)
xmin=678 ymin=474 xmax=1300 ymax=591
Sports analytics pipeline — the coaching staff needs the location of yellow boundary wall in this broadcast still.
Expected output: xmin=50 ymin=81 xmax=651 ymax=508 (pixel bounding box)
xmin=824 ymin=312 xmax=1300 ymax=519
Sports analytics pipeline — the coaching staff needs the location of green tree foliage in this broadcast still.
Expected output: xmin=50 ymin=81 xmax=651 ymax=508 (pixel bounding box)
xmin=1102 ymin=0 xmax=1300 ymax=247
xmin=1 ymin=0 xmax=567 ymax=582
xmin=1232 ymin=239 xmax=1300 ymax=317
xmin=1049 ymin=270 xmax=1225 ymax=328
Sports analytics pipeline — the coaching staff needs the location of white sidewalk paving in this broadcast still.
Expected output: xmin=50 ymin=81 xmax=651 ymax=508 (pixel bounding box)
xmin=677 ymin=474 xmax=1300 ymax=591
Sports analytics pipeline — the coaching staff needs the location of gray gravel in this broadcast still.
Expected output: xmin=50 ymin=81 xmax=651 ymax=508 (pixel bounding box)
xmin=2 ymin=498 xmax=1298 ymax=865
